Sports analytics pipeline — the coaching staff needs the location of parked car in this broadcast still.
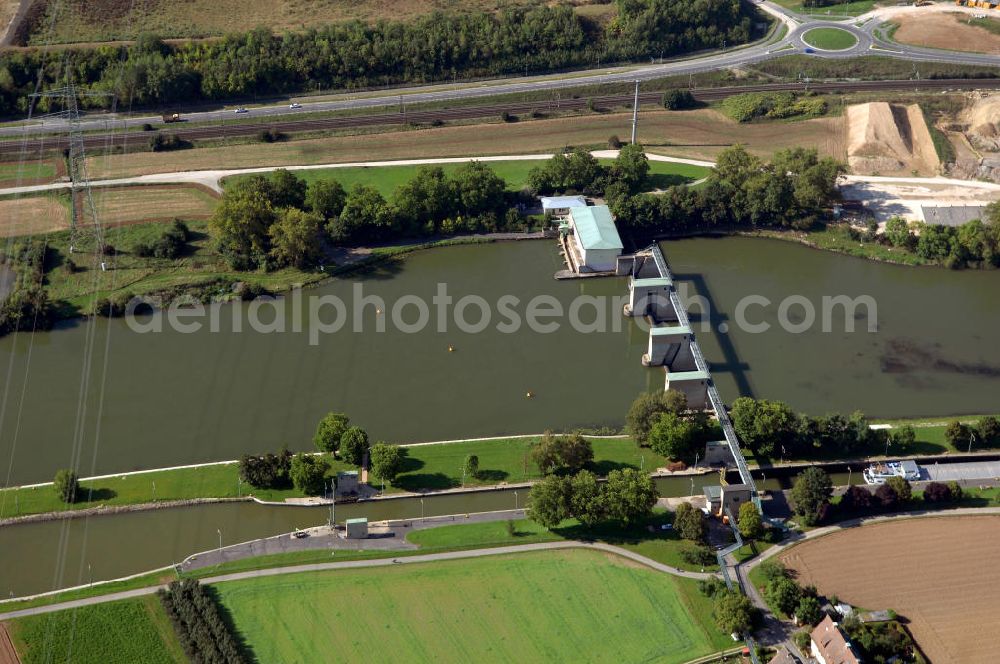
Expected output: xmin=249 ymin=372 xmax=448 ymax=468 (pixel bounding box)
xmin=804 ymin=47 xmax=816 ymax=54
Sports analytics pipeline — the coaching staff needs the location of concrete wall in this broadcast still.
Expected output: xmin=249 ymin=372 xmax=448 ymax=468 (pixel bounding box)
xmin=582 ymin=247 xmax=621 ymax=272
xmin=664 ymin=374 xmax=709 ymax=409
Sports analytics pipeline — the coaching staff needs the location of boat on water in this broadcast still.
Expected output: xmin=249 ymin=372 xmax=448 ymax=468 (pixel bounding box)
xmin=863 ymin=460 xmax=922 ymax=485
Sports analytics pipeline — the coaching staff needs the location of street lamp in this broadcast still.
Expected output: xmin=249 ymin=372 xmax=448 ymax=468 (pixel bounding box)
xmin=420 ymin=497 xmax=425 ymax=521
xmin=514 ymin=491 xmax=519 ymax=510
xmin=217 ymin=528 xmax=222 ymax=564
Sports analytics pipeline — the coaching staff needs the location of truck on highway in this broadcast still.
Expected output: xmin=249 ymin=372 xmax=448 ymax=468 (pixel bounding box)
xmin=162 ymin=112 xmax=182 ymax=123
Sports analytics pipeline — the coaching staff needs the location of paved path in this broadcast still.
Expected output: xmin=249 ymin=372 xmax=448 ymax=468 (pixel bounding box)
xmin=0 ymin=540 xmax=715 ymax=621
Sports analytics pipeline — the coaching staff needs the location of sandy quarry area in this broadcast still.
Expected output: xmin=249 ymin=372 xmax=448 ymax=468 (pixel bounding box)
xmin=847 ymin=102 xmax=940 ymax=176
xmin=892 ymin=11 xmax=1000 ymax=55
xmin=840 ymin=175 xmax=1000 ymax=222
xmin=781 ymin=515 xmax=1000 ymax=664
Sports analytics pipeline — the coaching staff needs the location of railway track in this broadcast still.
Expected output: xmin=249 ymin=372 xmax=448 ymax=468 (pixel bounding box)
xmin=2 ymin=78 xmax=998 ymax=158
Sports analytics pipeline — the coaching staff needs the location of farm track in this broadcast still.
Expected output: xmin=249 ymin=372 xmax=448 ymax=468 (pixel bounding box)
xmin=2 ymin=78 xmax=999 ymax=158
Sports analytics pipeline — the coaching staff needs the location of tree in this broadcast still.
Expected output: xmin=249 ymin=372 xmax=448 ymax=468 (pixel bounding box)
xmin=713 ymin=591 xmax=754 ymax=635
xmin=884 ymin=216 xmax=912 ymax=248
xmin=392 ymin=165 xmax=453 ymax=233
xmin=313 ymin=412 xmax=350 ymax=453
xmin=839 ymin=484 xmax=872 ymax=512
xmin=875 ymin=482 xmax=899 ymax=510
xmin=662 ymin=89 xmax=696 ymax=110
xmin=369 ymin=443 xmax=405 ymax=483
xmin=339 ymin=426 xmax=369 ymax=466
xmin=268 ymin=207 xmax=324 ymax=268
xmin=530 ymin=432 xmax=593 ymax=476
xmin=290 ymin=453 xmax=329 ymax=496
xmin=210 ymin=177 xmax=278 ymax=270
xmin=885 ymin=476 xmax=912 ymax=503
xmin=305 ymin=179 xmax=347 ymax=220
xmin=329 ymin=184 xmax=393 ymax=244
xmin=449 ymin=160 xmax=507 ymax=216
xmin=570 ymin=470 xmax=605 ymax=527
xmin=945 ymin=420 xmax=971 ymax=450
xmin=795 ymin=595 xmax=823 ymax=626
xmin=922 ymin=481 xmax=952 ymax=503
xmin=766 ymin=577 xmax=802 ymax=616
xmin=673 ymin=502 xmax=706 ymax=542
xmin=626 ymin=390 xmax=688 ymax=446
xmin=890 ymin=424 xmax=916 ymax=453
xmin=790 ymin=467 xmax=832 ymax=525
xmin=737 ymin=500 xmax=763 ymax=540
xmin=611 ymin=143 xmax=650 ymax=193
xmin=53 ymin=469 xmax=79 ymax=504
xmin=269 ymin=169 xmax=307 ymax=209
xmin=977 ymin=416 xmax=1000 ymax=447
xmin=464 ymin=454 xmax=480 ymax=480
xmin=648 ymin=411 xmax=703 ymax=460
xmin=730 ymin=397 xmax=797 ymax=457
xmin=601 ymin=468 xmax=657 ymax=525
xmin=239 ymin=449 xmax=292 ymax=489
xmin=758 ymin=560 xmax=788 ymax=584
xmin=529 ymin=474 xmax=572 ymax=528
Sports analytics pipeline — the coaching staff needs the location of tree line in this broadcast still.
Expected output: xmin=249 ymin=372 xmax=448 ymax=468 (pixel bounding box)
xmin=878 ymin=208 xmax=1000 ymax=270
xmin=0 ymin=0 xmax=758 ymax=117
xmin=0 ymin=239 xmax=54 ymax=334
xmin=158 ymin=579 xmax=246 ymax=664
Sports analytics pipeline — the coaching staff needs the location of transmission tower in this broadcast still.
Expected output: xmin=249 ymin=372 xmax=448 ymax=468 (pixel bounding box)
xmin=28 ymin=85 xmax=116 ymax=258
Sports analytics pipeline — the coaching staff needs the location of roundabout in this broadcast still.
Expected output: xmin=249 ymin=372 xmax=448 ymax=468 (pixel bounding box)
xmin=802 ymin=26 xmax=860 ymax=51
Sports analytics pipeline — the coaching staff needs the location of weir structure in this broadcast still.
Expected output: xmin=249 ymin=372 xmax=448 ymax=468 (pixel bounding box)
xmin=618 ymin=244 xmax=761 ymax=512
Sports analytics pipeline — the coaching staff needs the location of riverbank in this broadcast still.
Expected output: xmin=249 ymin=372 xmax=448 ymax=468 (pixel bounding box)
xmin=0 ymin=435 xmax=669 ymax=523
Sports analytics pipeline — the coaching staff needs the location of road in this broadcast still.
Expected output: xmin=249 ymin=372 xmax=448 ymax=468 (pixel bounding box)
xmin=0 ymin=540 xmax=715 ymax=621
xmin=2 ymin=1 xmax=998 ymax=141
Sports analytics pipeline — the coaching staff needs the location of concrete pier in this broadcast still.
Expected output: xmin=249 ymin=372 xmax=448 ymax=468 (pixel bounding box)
xmin=643 ymin=324 xmax=696 ymax=369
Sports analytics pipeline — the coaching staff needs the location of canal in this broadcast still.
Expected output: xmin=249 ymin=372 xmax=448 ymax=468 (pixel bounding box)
xmin=0 ymin=471 xmax=853 ymax=598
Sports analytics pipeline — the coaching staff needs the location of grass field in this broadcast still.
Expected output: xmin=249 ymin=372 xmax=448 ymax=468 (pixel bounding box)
xmin=0 ymin=161 xmax=57 ymax=185
xmin=214 ymin=548 xmax=730 ymax=663
xmin=0 ymin=194 xmax=70 ymax=238
xmin=802 ymin=27 xmax=859 ymax=50
xmin=0 ymin=436 xmax=653 ymax=519
xmin=83 ymin=109 xmax=846 ymax=180
xmin=26 ymin=0 xmax=562 ymax=44
xmin=90 ymin=185 xmax=219 ymax=226
xmin=223 ymin=159 xmax=710 ymax=197
xmin=890 ymin=11 xmax=1000 ymax=56
xmin=8 ymin=596 xmax=185 ymax=664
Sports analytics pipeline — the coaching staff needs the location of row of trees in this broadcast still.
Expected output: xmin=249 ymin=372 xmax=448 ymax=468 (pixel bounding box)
xmin=528 ymin=468 xmax=658 ymax=528
xmin=609 ymin=145 xmax=844 ymax=235
xmin=158 ymin=579 xmax=246 ymax=664
xmin=0 ymin=239 xmax=54 ymax=335
xmin=1 ymin=1 xmax=757 ymax=116
xmin=210 ymin=163 xmax=516 ymax=270
xmin=527 ymin=144 xmax=650 ymax=197
xmin=880 ymin=207 xmax=1000 ymax=270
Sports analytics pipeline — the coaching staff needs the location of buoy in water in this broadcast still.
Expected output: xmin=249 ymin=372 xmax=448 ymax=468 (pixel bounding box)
xmin=526 ymin=391 xmax=534 ymax=398
xmin=376 ymin=307 xmax=383 ymax=315
xmin=448 ymin=345 xmax=455 ymax=352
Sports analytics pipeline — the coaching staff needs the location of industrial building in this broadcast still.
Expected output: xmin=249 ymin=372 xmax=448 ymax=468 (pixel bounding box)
xmin=561 ymin=205 xmax=624 ymax=272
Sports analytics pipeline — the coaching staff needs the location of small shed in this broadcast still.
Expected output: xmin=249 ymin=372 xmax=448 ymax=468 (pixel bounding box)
xmin=540 ymin=195 xmax=587 ymax=216
xmin=336 ymin=471 xmax=359 ymax=498
xmin=567 ymin=205 xmax=623 ymax=272
xmin=345 ymin=517 xmax=369 ymax=539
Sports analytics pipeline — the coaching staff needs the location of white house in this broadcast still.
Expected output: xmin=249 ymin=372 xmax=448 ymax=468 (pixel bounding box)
xmin=567 ymin=205 xmax=623 ymax=272
xmin=540 ymin=195 xmax=587 ymax=216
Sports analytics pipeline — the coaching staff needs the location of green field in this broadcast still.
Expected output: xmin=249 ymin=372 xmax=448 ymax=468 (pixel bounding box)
xmin=802 ymin=27 xmax=860 ymax=50
xmin=0 ymin=436 xmax=653 ymax=519
xmin=222 ymin=159 xmax=710 ymax=196
xmin=8 ymin=596 xmax=185 ymax=664
xmin=214 ymin=549 xmax=730 ymax=663
xmin=0 ymin=162 xmax=56 ymax=184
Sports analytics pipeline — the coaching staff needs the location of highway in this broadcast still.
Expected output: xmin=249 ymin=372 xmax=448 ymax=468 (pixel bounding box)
xmin=1 ymin=1 xmax=999 ymax=144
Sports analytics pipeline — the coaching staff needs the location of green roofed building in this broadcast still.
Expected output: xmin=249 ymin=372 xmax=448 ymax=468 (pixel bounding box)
xmin=567 ymin=205 xmax=623 ymax=272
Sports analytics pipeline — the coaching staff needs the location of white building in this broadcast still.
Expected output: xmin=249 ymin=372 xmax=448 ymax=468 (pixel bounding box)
xmin=540 ymin=195 xmax=588 ymax=216
xmin=567 ymin=205 xmax=623 ymax=272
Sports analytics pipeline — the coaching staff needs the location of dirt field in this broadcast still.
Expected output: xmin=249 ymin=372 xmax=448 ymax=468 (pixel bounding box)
xmin=781 ymin=515 xmax=1000 ymax=664
xmin=0 ymin=623 xmax=20 ymax=664
xmin=87 ymin=184 xmax=218 ymax=226
xmin=847 ymin=102 xmax=939 ymax=175
xmin=893 ymin=11 xmax=1000 ymax=55
xmin=0 ymin=195 xmax=70 ymax=237
xmin=21 ymin=0 xmax=602 ymax=44
xmin=85 ymin=109 xmax=847 ymax=179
